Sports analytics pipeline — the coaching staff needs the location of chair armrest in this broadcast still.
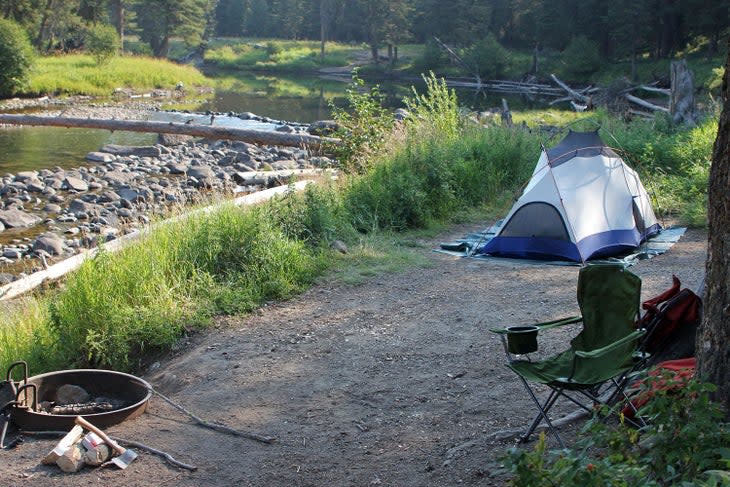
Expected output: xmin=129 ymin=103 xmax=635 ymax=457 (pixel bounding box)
xmin=574 ymin=329 xmax=646 ymax=359
xmin=490 ymin=316 xmax=582 ymax=334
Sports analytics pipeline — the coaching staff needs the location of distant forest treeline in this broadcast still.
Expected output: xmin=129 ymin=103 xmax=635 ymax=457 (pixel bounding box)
xmin=2 ymin=0 xmax=728 ymax=60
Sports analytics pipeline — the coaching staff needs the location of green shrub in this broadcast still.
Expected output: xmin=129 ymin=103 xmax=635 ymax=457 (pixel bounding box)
xmin=463 ymin=33 xmax=509 ymax=79
xmin=0 ymin=18 xmax=34 ymax=97
xmin=404 ymin=72 xmax=461 ymax=141
xmin=84 ymin=23 xmax=121 ymax=65
xmin=559 ymin=35 xmax=601 ymax=81
xmin=504 ymin=377 xmax=730 ymax=486
xmin=411 ymin=39 xmax=450 ymax=74
xmin=330 ymin=72 xmax=394 ymax=173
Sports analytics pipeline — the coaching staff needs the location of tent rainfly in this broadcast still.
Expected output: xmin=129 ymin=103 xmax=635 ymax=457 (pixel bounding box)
xmin=477 ymin=130 xmax=660 ymax=262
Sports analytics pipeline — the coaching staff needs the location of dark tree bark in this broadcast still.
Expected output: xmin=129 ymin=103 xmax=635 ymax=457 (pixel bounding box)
xmin=696 ymin=39 xmax=730 ymax=413
xmin=112 ymin=0 xmax=125 ymax=50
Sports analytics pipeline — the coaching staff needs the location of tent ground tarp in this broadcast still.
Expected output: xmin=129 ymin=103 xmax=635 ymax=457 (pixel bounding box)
xmin=436 ymin=226 xmax=686 ymax=267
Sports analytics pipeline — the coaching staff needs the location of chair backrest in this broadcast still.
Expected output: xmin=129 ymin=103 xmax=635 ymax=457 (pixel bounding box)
xmin=571 ymin=264 xmax=641 ymax=357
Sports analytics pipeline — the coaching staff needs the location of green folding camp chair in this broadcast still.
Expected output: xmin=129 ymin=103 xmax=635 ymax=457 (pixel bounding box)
xmin=491 ymin=263 xmax=645 ymax=447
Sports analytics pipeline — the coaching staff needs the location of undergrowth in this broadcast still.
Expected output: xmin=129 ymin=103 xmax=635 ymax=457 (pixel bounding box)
xmin=504 ymin=377 xmax=730 ymax=486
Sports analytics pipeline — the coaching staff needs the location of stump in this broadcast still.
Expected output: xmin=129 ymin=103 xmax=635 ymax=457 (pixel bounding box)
xmin=670 ymin=60 xmax=697 ymax=126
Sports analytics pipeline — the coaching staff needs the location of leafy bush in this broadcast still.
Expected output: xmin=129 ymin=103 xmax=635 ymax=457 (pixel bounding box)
xmin=559 ymin=35 xmax=601 ymax=81
xmin=411 ymin=39 xmax=450 ymax=74
xmin=0 ymin=18 xmax=34 ymax=97
xmin=329 ymin=72 xmax=395 ymax=173
xmin=463 ymin=33 xmax=509 ymax=79
xmin=505 ymin=377 xmax=730 ymax=486
xmin=84 ymin=23 xmax=120 ymax=65
xmin=404 ymin=72 xmax=461 ymax=141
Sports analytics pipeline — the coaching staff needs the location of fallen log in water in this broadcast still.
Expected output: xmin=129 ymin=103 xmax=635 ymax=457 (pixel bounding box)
xmin=0 ymin=114 xmax=340 ymax=149
xmin=0 ymin=180 xmax=316 ymax=301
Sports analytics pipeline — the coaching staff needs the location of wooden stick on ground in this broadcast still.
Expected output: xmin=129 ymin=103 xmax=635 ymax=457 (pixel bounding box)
xmin=150 ymin=389 xmax=276 ymax=444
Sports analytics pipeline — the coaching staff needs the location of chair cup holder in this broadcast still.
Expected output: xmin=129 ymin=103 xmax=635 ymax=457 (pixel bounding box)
xmin=506 ymin=325 xmax=539 ymax=354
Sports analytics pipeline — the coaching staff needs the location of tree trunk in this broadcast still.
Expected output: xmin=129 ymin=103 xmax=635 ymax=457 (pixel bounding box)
xmin=696 ymin=40 xmax=730 ymax=414
xmin=113 ymin=0 xmax=125 ymax=51
xmin=320 ymin=0 xmax=326 ymax=62
xmin=35 ymin=0 xmax=54 ymax=51
xmin=158 ymin=36 xmax=170 ymax=58
xmin=370 ymin=42 xmax=379 ymax=64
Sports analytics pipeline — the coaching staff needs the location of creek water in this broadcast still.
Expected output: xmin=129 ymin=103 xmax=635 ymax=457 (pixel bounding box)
xmin=0 ymin=73 xmax=551 ymax=173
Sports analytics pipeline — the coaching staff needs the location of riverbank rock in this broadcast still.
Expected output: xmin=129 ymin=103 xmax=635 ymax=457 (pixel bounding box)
xmin=86 ymin=152 xmax=115 ymax=163
xmin=101 ymin=144 xmax=162 ymax=158
xmin=33 ymin=233 xmax=66 ymax=256
xmin=0 ymin=209 xmax=41 ymax=228
xmin=307 ymin=120 xmax=341 ymax=136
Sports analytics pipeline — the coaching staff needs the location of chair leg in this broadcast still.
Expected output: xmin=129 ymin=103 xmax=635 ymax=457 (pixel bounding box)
xmin=517 ymin=376 xmax=566 ymax=448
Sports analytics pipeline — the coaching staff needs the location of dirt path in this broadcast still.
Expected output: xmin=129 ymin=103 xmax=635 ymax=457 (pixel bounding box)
xmin=0 ymin=224 xmax=707 ymax=486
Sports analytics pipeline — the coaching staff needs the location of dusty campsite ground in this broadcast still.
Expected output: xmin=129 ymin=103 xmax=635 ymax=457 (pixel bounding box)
xmin=1 ymin=224 xmax=707 ymax=487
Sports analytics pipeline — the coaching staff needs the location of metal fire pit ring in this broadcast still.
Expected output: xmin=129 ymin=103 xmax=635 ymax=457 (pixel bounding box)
xmin=11 ymin=369 xmax=151 ymax=431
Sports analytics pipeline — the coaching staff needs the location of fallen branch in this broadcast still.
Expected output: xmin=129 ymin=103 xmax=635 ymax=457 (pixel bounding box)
xmin=638 ymin=84 xmax=671 ymax=96
xmin=550 ymin=74 xmax=590 ymax=104
xmin=150 ymin=388 xmax=276 ymax=444
xmin=112 ymin=437 xmax=197 ymax=471
xmin=625 ymin=94 xmax=670 ymax=113
xmin=0 ymin=114 xmax=340 ymax=148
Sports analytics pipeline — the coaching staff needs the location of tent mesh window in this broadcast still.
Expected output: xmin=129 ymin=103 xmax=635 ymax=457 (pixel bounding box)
xmin=500 ymin=202 xmax=570 ymax=240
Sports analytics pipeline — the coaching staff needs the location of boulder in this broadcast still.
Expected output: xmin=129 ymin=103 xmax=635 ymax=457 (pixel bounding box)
xmin=0 ymin=209 xmax=41 ymax=228
xmin=33 ymin=233 xmax=65 ymax=256
xmin=307 ymin=120 xmax=341 ymax=136
xmin=86 ymin=152 xmax=115 ymax=163
xmin=101 ymin=144 xmax=162 ymax=158
xmin=64 ymin=176 xmax=89 ymax=192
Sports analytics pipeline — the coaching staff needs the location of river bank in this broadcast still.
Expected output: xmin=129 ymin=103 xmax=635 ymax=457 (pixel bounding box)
xmin=0 ymin=105 xmax=337 ymax=282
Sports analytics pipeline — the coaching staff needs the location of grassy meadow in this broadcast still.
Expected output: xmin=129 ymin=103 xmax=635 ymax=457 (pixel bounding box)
xmin=27 ymin=54 xmax=209 ymax=97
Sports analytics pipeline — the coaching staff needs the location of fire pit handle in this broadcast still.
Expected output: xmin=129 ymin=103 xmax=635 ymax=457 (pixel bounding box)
xmin=14 ymin=383 xmax=37 ymax=412
xmin=5 ymin=361 xmax=27 ymax=389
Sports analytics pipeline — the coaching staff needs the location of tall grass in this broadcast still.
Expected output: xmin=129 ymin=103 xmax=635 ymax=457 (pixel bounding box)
xmin=27 ymin=54 xmax=209 ymax=96
xmin=343 ymin=74 xmax=541 ymax=232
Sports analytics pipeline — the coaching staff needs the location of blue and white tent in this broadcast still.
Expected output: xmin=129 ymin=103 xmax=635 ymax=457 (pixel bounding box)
xmin=477 ymin=130 xmax=661 ymax=262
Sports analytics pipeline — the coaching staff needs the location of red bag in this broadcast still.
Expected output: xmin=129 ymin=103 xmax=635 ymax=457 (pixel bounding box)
xmin=622 ymin=357 xmax=696 ymax=419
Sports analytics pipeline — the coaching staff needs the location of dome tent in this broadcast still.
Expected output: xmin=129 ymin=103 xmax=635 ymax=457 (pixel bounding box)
xmin=477 ymin=130 xmax=660 ymax=262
